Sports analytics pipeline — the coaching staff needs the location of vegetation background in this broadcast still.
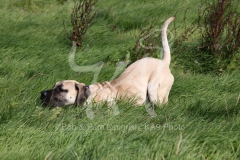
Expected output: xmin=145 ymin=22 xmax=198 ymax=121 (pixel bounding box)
xmin=0 ymin=0 xmax=239 ymax=159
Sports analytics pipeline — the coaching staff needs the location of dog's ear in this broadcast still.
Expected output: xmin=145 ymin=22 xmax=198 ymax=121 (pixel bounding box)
xmin=75 ymin=83 xmax=91 ymax=106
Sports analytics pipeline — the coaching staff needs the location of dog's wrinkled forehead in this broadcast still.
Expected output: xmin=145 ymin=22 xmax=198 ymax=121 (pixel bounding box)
xmin=54 ymin=80 xmax=79 ymax=89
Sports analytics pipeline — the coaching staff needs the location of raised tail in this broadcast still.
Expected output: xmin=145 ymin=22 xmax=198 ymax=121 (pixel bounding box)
xmin=161 ymin=17 xmax=175 ymax=66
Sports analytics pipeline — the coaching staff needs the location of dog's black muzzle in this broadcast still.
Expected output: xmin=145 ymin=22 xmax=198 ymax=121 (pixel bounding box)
xmin=40 ymin=90 xmax=53 ymax=106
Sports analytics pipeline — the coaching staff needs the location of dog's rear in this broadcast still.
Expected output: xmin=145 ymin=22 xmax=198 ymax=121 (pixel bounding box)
xmin=111 ymin=17 xmax=175 ymax=104
xmin=146 ymin=17 xmax=175 ymax=104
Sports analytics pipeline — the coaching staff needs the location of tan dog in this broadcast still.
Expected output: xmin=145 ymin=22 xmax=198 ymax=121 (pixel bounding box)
xmin=40 ymin=17 xmax=175 ymax=107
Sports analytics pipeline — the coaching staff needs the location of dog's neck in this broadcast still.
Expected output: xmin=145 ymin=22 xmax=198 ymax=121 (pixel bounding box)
xmin=86 ymin=81 xmax=117 ymax=103
xmin=88 ymin=81 xmax=111 ymax=94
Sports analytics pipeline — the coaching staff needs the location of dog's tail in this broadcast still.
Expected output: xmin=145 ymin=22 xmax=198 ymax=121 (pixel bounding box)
xmin=161 ymin=16 xmax=175 ymax=66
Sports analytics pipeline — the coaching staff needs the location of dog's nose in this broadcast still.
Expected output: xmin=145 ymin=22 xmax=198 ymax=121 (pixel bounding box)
xmin=40 ymin=90 xmax=51 ymax=106
xmin=40 ymin=91 xmax=48 ymax=99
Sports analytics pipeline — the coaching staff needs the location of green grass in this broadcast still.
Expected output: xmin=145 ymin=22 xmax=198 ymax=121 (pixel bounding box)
xmin=0 ymin=0 xmax=240 ymax=159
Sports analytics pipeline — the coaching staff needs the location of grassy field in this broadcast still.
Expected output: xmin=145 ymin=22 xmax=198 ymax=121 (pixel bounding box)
xmin=0 ymin=0 xmax=240 ymax=159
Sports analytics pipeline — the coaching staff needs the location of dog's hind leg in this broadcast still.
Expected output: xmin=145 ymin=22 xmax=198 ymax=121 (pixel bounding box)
xmin=147 ymin=74 xmax=174 ymax=105
xmin=144 ymin=92 xmax=157 ymax=117
xmin=148 ymin=85 xmax=168 ymax=104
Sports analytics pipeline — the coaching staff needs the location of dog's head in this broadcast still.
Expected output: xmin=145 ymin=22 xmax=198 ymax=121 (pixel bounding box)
xmin=40 ymin=80 xmax=91 ymax=107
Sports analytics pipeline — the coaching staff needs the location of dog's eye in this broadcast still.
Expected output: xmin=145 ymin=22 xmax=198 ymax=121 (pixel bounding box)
xmin=59 ymin=88 xmax=64 ymax=92
xmin=56 ymin=87 xmax=68 ymax=92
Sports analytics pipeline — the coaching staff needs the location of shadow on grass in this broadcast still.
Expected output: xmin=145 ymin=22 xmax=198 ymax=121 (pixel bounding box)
xmin=187 ymin=99 xmax=240 ymax=122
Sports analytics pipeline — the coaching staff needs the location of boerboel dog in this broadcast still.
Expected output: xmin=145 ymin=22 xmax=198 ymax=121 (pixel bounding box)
xmin=40 ymin=17 xmax=175 ymax=107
